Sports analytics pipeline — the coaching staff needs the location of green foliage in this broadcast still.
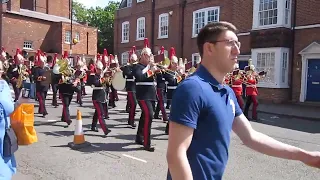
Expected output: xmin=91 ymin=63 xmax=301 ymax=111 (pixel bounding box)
xmin=72 ymin=1 xmax=120 ymax=54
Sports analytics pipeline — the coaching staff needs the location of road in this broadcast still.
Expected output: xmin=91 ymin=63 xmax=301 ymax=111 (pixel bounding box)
xmin=11 ymin=88 xmax=320 ymax=180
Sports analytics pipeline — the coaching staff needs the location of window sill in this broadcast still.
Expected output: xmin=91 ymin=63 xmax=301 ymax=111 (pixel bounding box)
xmin=158 ymin=36 xmax=168 ymax=39
xmin=65 ymin=42 xmax=71 ymax=44
xmin=121 ymin=41 xmax=129 ymax=44
xmin=252 ymin=24 xmax=291 ymax=31
xmin=136 ymin=38 xmax=144 ymax=41
xmin=23 ymin=48 xmax=33 ymax=50
xmin=257 ymin=83 xmax=289 ymax=89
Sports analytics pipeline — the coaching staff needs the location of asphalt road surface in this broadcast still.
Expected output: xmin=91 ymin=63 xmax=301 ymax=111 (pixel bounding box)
xmin=11 ymin=89 xmax=320 ymax=180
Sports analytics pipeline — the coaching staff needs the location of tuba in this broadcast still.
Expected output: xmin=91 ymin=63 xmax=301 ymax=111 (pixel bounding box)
xmin=57 ymin=59 xmax=76 ymax=84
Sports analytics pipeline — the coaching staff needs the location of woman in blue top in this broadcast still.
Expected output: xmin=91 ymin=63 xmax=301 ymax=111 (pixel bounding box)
xmin=0 ymin=60 xmax=17 ymax=179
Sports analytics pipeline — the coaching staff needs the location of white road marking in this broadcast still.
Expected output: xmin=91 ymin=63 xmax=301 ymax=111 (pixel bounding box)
xmin=122 ymin=154 xmax=147 ymax=163
xmin=47 ymin=119 xmax=58 ymax=122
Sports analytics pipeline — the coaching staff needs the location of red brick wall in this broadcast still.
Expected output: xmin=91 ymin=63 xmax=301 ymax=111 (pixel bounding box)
xmin=1 ymin=14 xmax=97 ymax=56
xmin=1 ymin=14 xmax=56 ymax=55
xmin=258 ymin=88 xmax=290 ymax=103
xmin=61 ymin=23 xmax=98 ymax=55
xmin=48 ymin=0 xmax=70 ymax=19
xmin=35 ymin=0 xmax=46 ymax=13
xmin=296 ymin=0 xmax=320 ymax=26
xmin=7 ymin=0 xmax=20 ymax=11
xmin=238 ymin=35 xmax=251 ymax=55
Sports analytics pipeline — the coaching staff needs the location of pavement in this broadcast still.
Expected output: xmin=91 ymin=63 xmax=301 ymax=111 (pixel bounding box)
xmin=10 ymin=86 xmax=320 ymax=180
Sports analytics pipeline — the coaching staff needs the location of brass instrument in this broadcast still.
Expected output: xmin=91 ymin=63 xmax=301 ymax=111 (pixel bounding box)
xmin=57 ymin=58 xmax=76 ymax=84
xmin=16 ymin=64 xmax=29 ymax=88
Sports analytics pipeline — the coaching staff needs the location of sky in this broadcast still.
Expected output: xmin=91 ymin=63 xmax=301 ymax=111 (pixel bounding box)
xmin=75 ymin=0 xmax=121 ymax=8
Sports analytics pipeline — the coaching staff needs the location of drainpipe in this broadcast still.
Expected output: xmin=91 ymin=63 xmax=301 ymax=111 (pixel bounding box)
xmin=289 ymin=0 xmax=297 ymax=102
xmin=180 ymin=0 xmax=187 ymax=58
xmin=151 ymin=0 xmax=156 ymax=51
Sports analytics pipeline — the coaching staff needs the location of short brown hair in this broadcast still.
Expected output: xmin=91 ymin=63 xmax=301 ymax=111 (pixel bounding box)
xmin=197 ymin=21 xmax=238 ymax=57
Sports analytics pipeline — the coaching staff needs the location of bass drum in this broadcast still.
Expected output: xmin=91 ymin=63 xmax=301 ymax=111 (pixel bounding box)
xmin=112 ymin=71 xmax=126 ymax=91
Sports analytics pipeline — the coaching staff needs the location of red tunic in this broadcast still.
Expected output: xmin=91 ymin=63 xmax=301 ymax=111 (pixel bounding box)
xmin=231 ymin=77 xmax=243 ymax=96
xmin=245 ymin=77 xmax=258 ymax=96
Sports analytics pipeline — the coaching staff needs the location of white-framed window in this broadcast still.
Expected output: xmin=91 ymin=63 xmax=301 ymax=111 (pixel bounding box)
xmin=192 ymin=7 xmax=220 ymax=37
xmin=251 ymin=47 xmax=290 ymax=88
xmin=23 ymin=41 xmax=33 ymax=50
xmin=157 ymin=50 xmax=168 ymax=57
xmin=121 ymin=21 xmax=130 ymax=43
xmin=136 ymin=17 xmax=145 ymax=40
xmin=137 ymin=0 xmax=144 ymax=3
xmin=252 ymin=0 xmax=292 ymax=30
xmin=281 ymin=51 xmax=289 ymax=83
xmin=158 ymin=13 xmax=169 ymax=39
xmin=192 ymin=53 xmax=201 ymax=66
xmin=127 ymin=0 xmax=132 ymax=7
xmin=65 ymin=31 xmax=71 ymax=44
xmin=121 ymin=52 xmax=129 ymax=65
xmin=75 ymin=32 xmax=80 ymax=42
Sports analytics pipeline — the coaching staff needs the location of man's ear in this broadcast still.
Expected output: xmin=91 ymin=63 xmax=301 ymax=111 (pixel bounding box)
xmin=204 ymin=42 xmax=213 ymax=56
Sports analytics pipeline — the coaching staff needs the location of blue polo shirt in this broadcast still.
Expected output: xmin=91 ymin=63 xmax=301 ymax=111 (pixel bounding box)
xmin=167 ymin=65 xmax=242 ymax=180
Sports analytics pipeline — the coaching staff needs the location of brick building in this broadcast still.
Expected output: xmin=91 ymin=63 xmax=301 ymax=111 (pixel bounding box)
xmin=114 ymin=0 xmax=320 ymax=104
xmin=0 ymin=0 xmax=98 ymax=61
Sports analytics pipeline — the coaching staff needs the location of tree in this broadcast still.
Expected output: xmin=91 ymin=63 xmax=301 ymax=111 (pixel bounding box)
xmin=72 ymin=1 xmax=120 ymax=54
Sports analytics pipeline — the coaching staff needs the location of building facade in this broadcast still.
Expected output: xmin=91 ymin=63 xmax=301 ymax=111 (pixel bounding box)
xmin=0 ymin=0 xmax=98 ymax=59
xmin=114 ymin=0 xmax=320 ymax=104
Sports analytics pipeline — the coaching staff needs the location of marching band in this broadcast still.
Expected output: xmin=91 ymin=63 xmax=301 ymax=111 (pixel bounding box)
xmin=0 ymin=37 xmax=266 ymax=152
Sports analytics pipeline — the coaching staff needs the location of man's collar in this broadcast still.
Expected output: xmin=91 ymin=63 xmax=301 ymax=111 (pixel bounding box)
xmin=196 ymin=65 xmax=226 ymax=90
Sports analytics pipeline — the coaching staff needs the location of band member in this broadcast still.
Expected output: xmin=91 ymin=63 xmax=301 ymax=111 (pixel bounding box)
xmin=164 ymin=55 xmax=185 ymax=134
xmin=231 ymin=63 xmax=244 ymax=109
xmin=33 ymin=52 xmax=49 ymax=117
xmin=51 ymin=53 xmax=60 ymax=107
xmin=133 ymin=38 xmax=158 ymax=152
xmin=108 ymin=54 xmax=118 ymax=108
xmin=0 ymin=47 xmax=10 ymax=84
xmin=7 ymin=49 xmax=24 ymax=102
xmin=90 ymin=60 xmax=111 ymax=135
xmin=74 ymin=56 xmax=86 ymax=106
xmin=58 ymin=51 xmax=78 ymax=126
xmin=121 ymin=46 xmax=138 ymax=128
xmin=154 ymin=46 xmax=171 ymax=121
xmin=243 ymin=60 xmax=266 ymax=120
xmin=87 ymin=58 xmax=96 ymax=86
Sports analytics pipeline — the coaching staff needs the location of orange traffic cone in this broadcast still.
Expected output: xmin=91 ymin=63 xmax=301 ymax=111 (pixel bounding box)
xmin=68 ymin=109 xmax=91 ymax=150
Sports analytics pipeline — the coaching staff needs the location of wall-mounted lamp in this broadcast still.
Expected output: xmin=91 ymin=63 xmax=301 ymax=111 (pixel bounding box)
xmin=169 ymin=11 xmax=173 ymax=16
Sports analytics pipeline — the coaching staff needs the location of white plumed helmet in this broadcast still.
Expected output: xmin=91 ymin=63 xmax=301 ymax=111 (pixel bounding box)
xmin=96 ymin=60 xmax=103 ymax=70
xmin=141 ymin=38 xmax=152 ymax=56
xmin=131 ymin=53 xmax=138 ymax=61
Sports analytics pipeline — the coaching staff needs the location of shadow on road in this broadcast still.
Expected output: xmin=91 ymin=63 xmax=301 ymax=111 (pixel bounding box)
xmin=255 ymin=116 xmax=320 ymax=134
xmin=51 ymin=142 xmax=143 ymax=154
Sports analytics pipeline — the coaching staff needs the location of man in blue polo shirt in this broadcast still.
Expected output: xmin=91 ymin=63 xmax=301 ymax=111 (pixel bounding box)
xmin=166 ymin=21 xmax=320 ymax=180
